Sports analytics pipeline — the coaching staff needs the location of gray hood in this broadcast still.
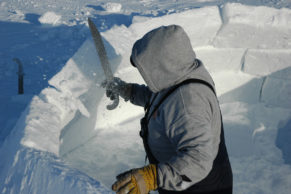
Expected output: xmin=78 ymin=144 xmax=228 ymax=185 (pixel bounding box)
xmin=130 ymin=25 xmax=215 ymax=93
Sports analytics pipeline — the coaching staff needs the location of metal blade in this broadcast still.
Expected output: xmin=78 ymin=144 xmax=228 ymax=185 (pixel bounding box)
xmin=88 ymin=18 xmax=119 ymax=110
xmin=88 ymin=18 xmax=113 ymax=81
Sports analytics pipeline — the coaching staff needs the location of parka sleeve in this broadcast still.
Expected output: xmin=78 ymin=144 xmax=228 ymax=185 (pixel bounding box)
xmin=157 ymin=87 xmax=221 ymax=191
xmin=129 ymin=83 xmax=153 ymax=108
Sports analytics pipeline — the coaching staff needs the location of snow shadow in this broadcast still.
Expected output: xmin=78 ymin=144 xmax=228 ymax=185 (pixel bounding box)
xmin=0 ymin=19 xmax=88 ymax=144
xmin=276 ymin=118 xmax=291 ymax=165
xmin=90 ymin=13 xmax=139 ymax=30
xmin=58 ymin=35 xmax=122 ymax=158
xmin=86 ymin=5 xmax=106 ymax=11
xmin=0 ymin=20 xmax=88 ymax=94
xmin=219 ymin=67 xmax=291 ymax=158
xmin=86 ymin=6 xmax=169 ymax=31
xmin=0 ymin=18 xmax=121 ymax=192
xmin=24 ymin=13 xmax=41 ymax=25
xmin=219 ymin=67 xmax=291 ymax=108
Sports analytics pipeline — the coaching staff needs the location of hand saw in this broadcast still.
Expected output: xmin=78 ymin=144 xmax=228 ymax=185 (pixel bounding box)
xmin=88 ymin=18 xmax=119 ymax=110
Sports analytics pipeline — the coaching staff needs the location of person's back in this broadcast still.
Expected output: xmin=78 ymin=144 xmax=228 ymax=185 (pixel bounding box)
xmin=104 ymin=25 xmax=233 ymax=194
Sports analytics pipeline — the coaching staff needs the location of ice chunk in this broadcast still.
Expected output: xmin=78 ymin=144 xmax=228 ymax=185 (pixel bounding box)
xmin=39 ymin=11 xmax=61 ymax=25
xmin=102 ymin=3 xmax=122 ymax=13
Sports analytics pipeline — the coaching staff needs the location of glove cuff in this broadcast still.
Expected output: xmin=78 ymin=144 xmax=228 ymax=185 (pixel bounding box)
xmin=142 ymin=164 xmax=158 ymax=191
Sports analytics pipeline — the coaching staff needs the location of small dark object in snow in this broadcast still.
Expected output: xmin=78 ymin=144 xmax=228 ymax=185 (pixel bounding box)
xmin=14 ymin=58 xmax=25 ymax=95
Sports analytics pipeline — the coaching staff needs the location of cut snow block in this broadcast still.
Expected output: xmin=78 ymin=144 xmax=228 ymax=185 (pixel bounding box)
xmin=222 ymin=3 xmax=291 ymax=27
xmin=21 ymin=93 xmax=62 ymax=154
xmin=214 ymin=3 xmax=291 ymax=49
xmin=49 ymin=38 xmax=120 ymax=94
xmin=219 ymin=77 xmax=264 ymax=104
xmin=261 ymin=77 xmax=291 ymax=108
xmin=102 ymin=25 xmax=137 ymax=56
xmin=130 ymin=6 xmax=222 ymax=47
xmin=213 ymin=71 xmax=256 ymax=97
xmin=20 ymin=37 xmax=121 ymax=156
xmin=244 ymin=49 xmax=291 ymax=79
xmin=195 ymin=48 xmax=245 ymax=73
xmin=57 ymin=38 xmax=121 ymax=157
xmin=102 ymin=2 xmax=122 ymax=13
xmin=39 ymin=12 xmax=61 ymax=25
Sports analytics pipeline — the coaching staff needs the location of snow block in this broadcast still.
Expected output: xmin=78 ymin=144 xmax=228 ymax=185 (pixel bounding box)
xmin=61 ymin=68 xmax=146 ymax=187
xmin=214 ymin=3 xmax=291 ymax=49
xmin=21 ymin=94 xmax=62 ymax=154
xmin=130 ymin=6 xmax=222 ymax=47
xmin=0 ymin=107 xmax=110 ymax=194
xmin=39 ymin=12 xmax=62 ymax=26
xmin=102 ymin=3 xmax=122 ymax=13
xmin=223 ymin=3 xmax=291 ymax=27
xmin=261 ymin=77 xmax=291 ymax=108
xmin=195 ymin=47 xmax=245 ymax=73
xmin=0 ymin=147 xmax=110 ymax=194
xmin=244 ymin=49 xmax=291 ymax=79
xmin=20 ymin=37 xmax=121 ymax=156
xmin=55 ymin=38 xmax=121 ymax=157
xmin=218 ymin=75 xmax=264 ymax=104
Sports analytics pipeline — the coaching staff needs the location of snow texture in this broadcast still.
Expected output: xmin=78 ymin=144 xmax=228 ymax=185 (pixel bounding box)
xmin=1 ymin=1 xmax=291 ymax=194
xmin=214 ymin=3 xmax=291 ymax=49
xmin=38 ymin=12 xmax=62 ymax=25
xmin=102 ymin=3 xmax=122 ymax=13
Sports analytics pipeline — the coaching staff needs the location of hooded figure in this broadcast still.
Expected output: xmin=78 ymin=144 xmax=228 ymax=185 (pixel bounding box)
xmin=104 ymin=25 xmax=233 ymax=194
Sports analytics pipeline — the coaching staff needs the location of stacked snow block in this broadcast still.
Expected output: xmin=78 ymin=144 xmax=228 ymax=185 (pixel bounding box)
xmin=108 ymin=3 xmax=291 ymax=109
xmin=130 ymin=6 xmax=222 ymax=47
xmin=48 ymin=38 xmax=121 ymax=157
xmin=195 ymin=48 xmax=245 ymax=73
xmin=244 ymin=50 xmax=291 ymax=108
xmin=19 ymin=2 xmax=291 ymax=163
xmin=213 ymin=3 xmax=291 ymax=49
xmin=209 ymin=3 xmax=291 ymax=108
xmin=13 ymin=3 xmax=291 ymax=191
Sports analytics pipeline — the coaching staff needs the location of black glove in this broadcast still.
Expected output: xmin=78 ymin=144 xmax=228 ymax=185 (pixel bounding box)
xmin=101 ymin=77 xmax=132 ymax=102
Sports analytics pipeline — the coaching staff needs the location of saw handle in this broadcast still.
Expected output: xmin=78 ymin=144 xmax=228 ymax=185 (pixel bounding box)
xmin=101 ymin=78 xmax=121 ymax=110
xmin=107 ymin=94 xmax=119 ymax=110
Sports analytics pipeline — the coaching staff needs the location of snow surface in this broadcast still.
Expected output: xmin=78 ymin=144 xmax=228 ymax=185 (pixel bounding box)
xmin=1 ymin=0 xmax=291 ymax=194
xmin=101 ymin=3 xmax=123 ymax=13
xmin=38 ymin=12 xmax=62 ymax=26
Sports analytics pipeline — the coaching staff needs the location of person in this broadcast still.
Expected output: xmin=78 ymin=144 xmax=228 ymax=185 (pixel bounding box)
xmin=102 ymin=25 xmax=233 ymax=194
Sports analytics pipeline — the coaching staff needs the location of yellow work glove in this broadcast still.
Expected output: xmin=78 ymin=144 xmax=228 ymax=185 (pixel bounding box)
xmin=112 ymin=164 xmax=158 ymax=194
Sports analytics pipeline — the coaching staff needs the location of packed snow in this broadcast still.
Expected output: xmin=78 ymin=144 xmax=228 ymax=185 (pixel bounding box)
xmin=38 ymin=12 xmax=62 ymax=26
xmin=101 ymin=3 xmax=123 ymax=13
xmin=1 ymin=0 xmax=291 ymax=194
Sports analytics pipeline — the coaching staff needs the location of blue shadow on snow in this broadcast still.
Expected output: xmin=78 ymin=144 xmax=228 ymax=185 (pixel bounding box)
xmin=276 ymin=118 xmax=291 ymax=165
xmin=24 ymin=13 xmax=41 ymax=25
xmin=0 ymin=17 xmax=89 ymax=144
